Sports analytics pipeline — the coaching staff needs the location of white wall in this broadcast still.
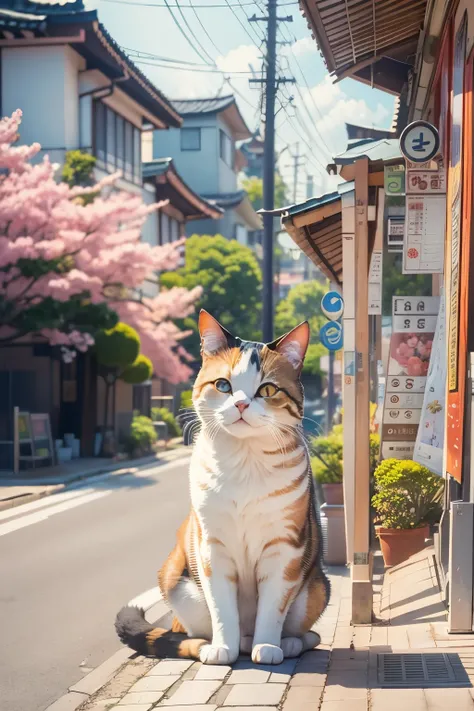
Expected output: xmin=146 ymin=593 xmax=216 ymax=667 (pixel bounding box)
xmin=2 ymin=45 xmax=85 ymax=163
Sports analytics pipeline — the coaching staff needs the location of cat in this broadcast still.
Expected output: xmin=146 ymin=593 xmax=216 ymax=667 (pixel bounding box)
xmin=115 ymin=309 xmax=330 ymax=665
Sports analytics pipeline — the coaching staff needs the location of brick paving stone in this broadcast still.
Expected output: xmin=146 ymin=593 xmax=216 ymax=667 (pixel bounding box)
xmin=282 ymin=686 xmax=324 ymax=710
xmin=326 ymin=671 xmax=367 ymax=689
xmin=352 ymin=627 xmax=371 ymax=648
xmin=371 ymin=689 xmax=427 ymax=711
xmin=323 ymin=686 xmax=367 ymax=701
xmin=268 ymin=658 xmax=298 ymax=683
xmin=193 ymin=664 xmax=230 ymax=681
xmin=129 ymin=675 xmax=179 ymax=694
xmin=290 ymin=672 xmax=326 ymax=687
xmin=226 ymin=667 xmax=271 ymax=684
xmin=148 ymin=660 xmax=194 ymax=675
xmin=424 ymin=688 xmax=474 ymax=710
xmin=320 ymin=700 xmax=368 ymax=711
xmin=118 ymin=691 xmax=164 ymax=705
xmin=328 ymin=660 xmax=368 ymax=672
xmin=161 ymin=680 xmax=222 ymax=706
xmin=222 ymin=708 xmax=278 ymax=711
xmin=155 ymin=707 xmax=217 ymax=711
xmin=222 ymin=683 xmax=286 ymax=706
xmin=112 ymin=706 xmax=151 ymax=711
xmin=295 ymin=651 xmax=330 ymax=674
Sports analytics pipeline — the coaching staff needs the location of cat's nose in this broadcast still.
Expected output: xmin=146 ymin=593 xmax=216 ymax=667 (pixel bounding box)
xmin=235 ymin=401 xmax=249 ymax=414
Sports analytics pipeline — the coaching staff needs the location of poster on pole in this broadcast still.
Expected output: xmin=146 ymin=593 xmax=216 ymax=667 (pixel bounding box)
xmin=381 ymin=296 xmax=439 ymax=461
xmin=414 ymin=295 xmax=446 ymax=475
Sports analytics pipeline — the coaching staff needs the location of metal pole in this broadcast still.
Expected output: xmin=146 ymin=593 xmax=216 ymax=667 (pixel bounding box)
xmin=327 ymin=350 xmax=335 ymax=431
xmin=262 ymin=0 xmax=277 ymax=342
xmin=292 ymin=142 xmax=299 ymax=204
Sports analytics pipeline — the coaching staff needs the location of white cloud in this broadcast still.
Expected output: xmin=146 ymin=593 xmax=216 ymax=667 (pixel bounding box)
xmin=286 ymin=36 xmax=318 ymax=57
xmin=216 ymin=44 xmax=262 ymax=74
xmin=302 ymin=75 xmax=341 ymax=111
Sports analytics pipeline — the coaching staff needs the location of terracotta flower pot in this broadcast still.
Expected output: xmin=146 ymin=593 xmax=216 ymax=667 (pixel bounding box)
xmin=376 ymin=525 xmax=429 ymax=567
xmin=322 ymin=483 xmax=344 ymax=505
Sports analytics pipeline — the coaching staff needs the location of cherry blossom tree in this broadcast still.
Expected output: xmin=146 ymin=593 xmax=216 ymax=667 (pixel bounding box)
xmin=0 ymin=110 xmax=201 ymax=383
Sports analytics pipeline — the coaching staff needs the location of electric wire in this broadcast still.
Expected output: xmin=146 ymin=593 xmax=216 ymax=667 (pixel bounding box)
xmin=161 ymin=0 xmax=215 ymax=65
xmin=103 ymin=0 xmax=298 ymax=6
xmin=170 ymin=0 xmax=217 ymax=65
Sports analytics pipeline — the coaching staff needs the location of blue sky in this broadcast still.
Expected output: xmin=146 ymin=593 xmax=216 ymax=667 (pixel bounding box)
xmin=92 ymin=0 xmax=395 ymax=201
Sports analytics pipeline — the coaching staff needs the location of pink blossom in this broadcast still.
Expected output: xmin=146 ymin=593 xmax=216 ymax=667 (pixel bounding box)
xmin=0 ymin=110 xmax=200 ymax=382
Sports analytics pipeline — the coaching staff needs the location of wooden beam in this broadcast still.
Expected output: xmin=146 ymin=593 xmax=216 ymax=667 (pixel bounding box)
xmin=352 ymin=156 xmax=373 ymax=625
xmin=291 ymin=200 xmax=341 ymax=228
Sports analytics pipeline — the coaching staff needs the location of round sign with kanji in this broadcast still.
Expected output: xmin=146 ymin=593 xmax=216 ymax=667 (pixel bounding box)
xmin=400 ymin=121 xmax=440 ymax=163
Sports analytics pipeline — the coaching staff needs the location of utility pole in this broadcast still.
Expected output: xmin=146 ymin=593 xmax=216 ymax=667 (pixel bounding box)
xmin=284 ymin=143 xmax=304 ymax=204
xmin=249 ymin=0 xmax=294 ymax=342
xmin=306 ymin=174 xmax=314 ymax=199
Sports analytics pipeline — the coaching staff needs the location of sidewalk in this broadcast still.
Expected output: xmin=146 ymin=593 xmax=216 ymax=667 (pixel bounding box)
xmin=49 ymin=548 xmax=474 ymax=711
xmin=0 ymin=441 xmax=188 ymax=512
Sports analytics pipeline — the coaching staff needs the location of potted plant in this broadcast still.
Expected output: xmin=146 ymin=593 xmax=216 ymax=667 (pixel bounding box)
xmin=311 ymin=425 xmax=343 ymax=504
xmin=372 ymin=459 xmax=444 ymax=567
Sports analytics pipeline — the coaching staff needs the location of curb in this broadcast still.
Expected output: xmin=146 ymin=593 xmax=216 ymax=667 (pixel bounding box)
xmin=45 ymin=604 xmax=170 ymax=711
xmin=0 ymin=447 xmax=190 ymax=513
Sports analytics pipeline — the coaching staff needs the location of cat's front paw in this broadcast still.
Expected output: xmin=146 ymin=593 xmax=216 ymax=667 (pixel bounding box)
xmin=199 ymin=644 xmax=238 ymax=665
xmin=252 ymin=643 xmax=284 ymax=665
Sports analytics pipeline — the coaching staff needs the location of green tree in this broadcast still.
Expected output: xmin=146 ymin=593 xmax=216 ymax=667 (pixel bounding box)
xmin=275 ymin=280 xmax=328 ymax=344
xmin=160 ymin=234 xmax=262 ymax=358
xmin=95 ymin=323 xmax=152 ymax=450
xmin=241 ymin=172 xmax=288 ymax=211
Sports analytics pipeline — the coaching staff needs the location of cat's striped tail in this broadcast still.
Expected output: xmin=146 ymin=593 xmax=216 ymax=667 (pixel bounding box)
xmin=115 ymin=606 xmax=207 ymax=659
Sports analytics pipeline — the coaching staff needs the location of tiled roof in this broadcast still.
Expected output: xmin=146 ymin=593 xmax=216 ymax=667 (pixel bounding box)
xmin=171 ymin=95 xmax=236 ymax=115
xmin=202 ymin=190 xmax=247 ymax=209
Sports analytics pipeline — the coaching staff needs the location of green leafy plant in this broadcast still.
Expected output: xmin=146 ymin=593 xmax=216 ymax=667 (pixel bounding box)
xmin=180 ymin=390 xmax=193 ymax=410
xmin=160 ymin=234 xmax=262 ymax=358
xmin=124 ymin=414 xmax=157 ymax=457
xmin=310 ymin=425 xmax=343 ymax=484
xmin=372 ymin=459 xmax=444 ymax=529
xmin=121 ymin=354 xmax=153 ymax=384
xmin=370 ymin=432 xmax=381 ymax=474
xmin=152 ymin=407 xmax=182 ymax=438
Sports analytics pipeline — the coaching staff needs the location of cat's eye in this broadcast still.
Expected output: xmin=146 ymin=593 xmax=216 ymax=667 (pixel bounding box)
xmin=257 ymin=383 xmax=279 ymax=398
xmin=215 ymin=378 xmax=232 ymax=394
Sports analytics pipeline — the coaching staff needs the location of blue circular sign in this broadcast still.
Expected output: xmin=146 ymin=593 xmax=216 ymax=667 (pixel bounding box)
xmin=321 ymin=291 xmax=344 ymax=321
xmin=400 ymin=121 xmax=440 ymax=163
xmin=320 ymin=321 xmax=343 ymax=351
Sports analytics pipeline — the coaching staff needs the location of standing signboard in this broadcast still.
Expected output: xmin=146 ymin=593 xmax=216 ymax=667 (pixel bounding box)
xmin=445 ymin=13 xmax=468 ymax=484
xmin=414 ymin=295 xmax=446 ymax=475
xmin=399 ymin=121 xmax=446 ymax=275
xmin=381 ymin=296 xmax=439 ymax=461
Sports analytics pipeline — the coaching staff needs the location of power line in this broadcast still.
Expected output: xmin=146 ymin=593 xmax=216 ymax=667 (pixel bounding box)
xmin=161 ymin=0 xmax=215 ymax=65
xmin=133 ymin=58 xmax=255 ymax=73
xmin=188 ymin=0 xmax=224 ymax=55
xmin=122 ymin=46 xmax=210 ymax=66
xmin=279 ymin=25 xmax=338 ymax=155
xmin=223 ymin=0 xmax=266 ymax=57
xmin=102 ymin=0 xmax=298 ymax=7
xmin=171 ymin=0 xmax=216 ymax=65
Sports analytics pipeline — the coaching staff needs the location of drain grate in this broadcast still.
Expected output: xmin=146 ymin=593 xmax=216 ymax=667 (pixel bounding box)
xmin=378 ymin=653 xmax=459 ymax=688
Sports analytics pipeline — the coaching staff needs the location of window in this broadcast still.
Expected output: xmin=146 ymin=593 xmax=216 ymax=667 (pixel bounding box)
xmin=219 ymin=128 xmax=233 ymax=166
xmin=170 ymin=218 xmax=180 ymax=242
xmin=160 ymin=212 xmax=170 ymax=244
xmin=95 ymin=101 xmax=106 ymax=163
xmin=93 ymin=101 xmax=141 ymax=184
xmin=180 ymin=127 xmax=201 ymax=151
xmin=106 ymin=108 xmax=116 ymax=169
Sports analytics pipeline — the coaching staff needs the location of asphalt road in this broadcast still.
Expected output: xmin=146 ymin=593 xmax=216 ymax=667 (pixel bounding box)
xmin=0 ymin=456 xmax=191 ymax=711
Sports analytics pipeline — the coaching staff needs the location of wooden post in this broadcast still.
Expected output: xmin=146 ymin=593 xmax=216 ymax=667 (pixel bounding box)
xmin=13 ymin=406 xmax=19 ymax=475
xmin=341 ymin=184 xmax=356 ymax=565
xmin=352 ymin=157 xmax=373 ymax=624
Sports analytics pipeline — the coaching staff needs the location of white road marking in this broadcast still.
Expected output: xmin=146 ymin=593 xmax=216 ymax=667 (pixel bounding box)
xmin=128 ymin=586 xmax=163 ymax=611
xmin=0 ymin=487 xmax=96 ymax=523
xmin=0 ymin=455 xmax=191 ymax=538
xmin=0 ymin=491 xmax=109 ymax=537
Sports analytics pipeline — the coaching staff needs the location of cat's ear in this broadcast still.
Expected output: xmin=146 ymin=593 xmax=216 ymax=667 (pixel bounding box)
xmin=198 ymin=310 xmax=235 ymax=355
xmin=267 ymin=321 xmax=310 ymax=371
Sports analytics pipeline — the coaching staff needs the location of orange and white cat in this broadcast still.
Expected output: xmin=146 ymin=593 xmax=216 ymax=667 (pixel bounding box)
xmin=116 ymin=310 xmax=330 ymax=665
